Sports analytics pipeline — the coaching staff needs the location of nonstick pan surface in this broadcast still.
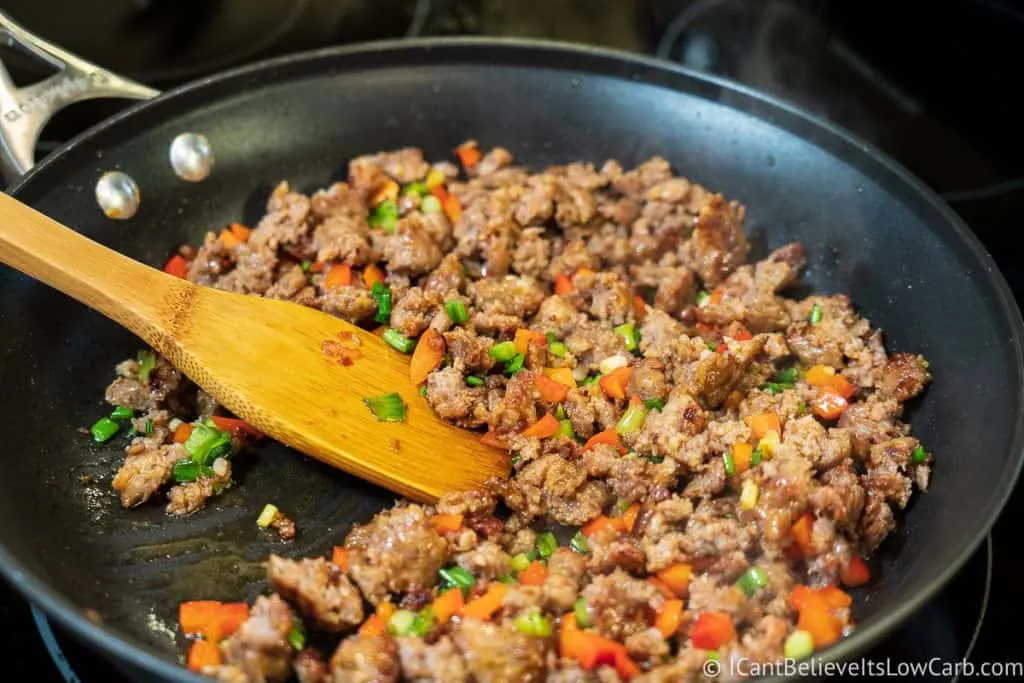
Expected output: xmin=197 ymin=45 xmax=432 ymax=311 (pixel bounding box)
xmin=1 ymin=37 xmax=1022 ymax=682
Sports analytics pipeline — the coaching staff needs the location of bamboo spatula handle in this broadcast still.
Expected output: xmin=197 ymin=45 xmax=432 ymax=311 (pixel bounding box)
xmin=0 ymin=192 xmax=184 ymax=354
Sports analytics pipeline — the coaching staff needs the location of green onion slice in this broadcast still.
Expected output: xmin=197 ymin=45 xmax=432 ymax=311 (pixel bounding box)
xmin=696 ymin=290 xmax=710 ymax=306
xmin=287 ymin=618 xmax=306 ymax=650
xmin=465 ymin=375 xmax=485 ymax=387
xmin=751 ymin=448 xmax=763 ymax=466
xmin=382 ymin=328 xmax=415 ymax=353
xmin=137 ymin=350 xmax=157 ymax=384
xmin=723 ymin=452 xmax=735 ymax=476
xmin=643 ymin=398 xmax=665 ymax=411
xmin=402 ymin=182 xmax=428 ymax=197
xmin=912 ymin=444 xmax=927 ymax=463
xmin=489 ymin=341 xmax=518 ymax=362
xmin=514 ymin=608 xmax=552 ymax=637
xmin=809 ymin=303 xmax=823 ymax=325
xmin=504 ymin=353 xmax=526 ymax=376
xmin=387 ymin=609 xmax=416 ymax=636
xmin=421 ymin=195 xmax=442 ymax=214
xmin=409 ymin=606 xmax=435 ymax=637
xmin=172 ymin=460 xmax=211 ymax=483
xmin=363 ymin=393 xmax=407 ymax=422
xmin=556 ymin=419 xmax=575 ymax=440
xmin=616 ymin=401 xmax=649 ymax=435
xmin=110 ymin=406 xmax=134 ymax=421
xmin=569 ymin=531 xmax=590 ymax=554
xmin=573 ymin=597 xmax=591 ymax=628
xmin=535 ymin=531 xmax=558 ymax=559
xmin=510 ymin=553 xmax=532 ymax=573
xmin=736 ymin=566 xmax=768 ymax=597
xmin=439 ymin=566 xmax=476 ymax=595
xmin=613 ymin=322 xmax=639 ymax=352
xmin=445 ymin=299 xmax=469 ymax=324
xmin=257 ymin=503 xmax=279 ymax=528
xmin=369 ymin=200 xmax=399 ymax=232
xmin=371 ymin=282 xmax=393 ymax=324
xmin=774 ymin=367 xmax=800 ymax=384
xmin=184 ymin=420 xmax=233 ymax=465
xmin=90 ymin=417 xmax=120 ymax=443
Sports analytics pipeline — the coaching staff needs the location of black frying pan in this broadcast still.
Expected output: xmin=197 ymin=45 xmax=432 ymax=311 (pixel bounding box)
xmin=1 ymin=11 xmax=1022 ymax=683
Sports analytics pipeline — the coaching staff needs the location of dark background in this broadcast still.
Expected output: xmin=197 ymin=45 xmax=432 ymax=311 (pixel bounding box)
xmin=2 ymin=0 xmax=1020 ymax=679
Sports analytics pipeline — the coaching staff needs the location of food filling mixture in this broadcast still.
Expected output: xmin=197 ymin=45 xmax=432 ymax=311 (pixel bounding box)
xmin=93 ymin=142 xmax=932 ymax=681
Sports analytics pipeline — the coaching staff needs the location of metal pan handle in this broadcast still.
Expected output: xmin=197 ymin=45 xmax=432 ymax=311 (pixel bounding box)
xmin=0 ymin=11 xmax=160 ymax=184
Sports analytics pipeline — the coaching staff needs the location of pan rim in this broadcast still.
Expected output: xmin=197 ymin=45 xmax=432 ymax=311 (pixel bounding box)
xmin=4 ymin=35 xmax=1023 ymax=682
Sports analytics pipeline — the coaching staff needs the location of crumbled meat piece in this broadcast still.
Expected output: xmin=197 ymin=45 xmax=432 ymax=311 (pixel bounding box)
xmin=112 ymin=442 xmax=188 ymax=508
xmin=165 ymin=467 xmax=232 ymax=516
xmin=319 ymin=286 xmax=378 ymax=323
xmin=345 ymin=504 xmax=448 ymax=603
xmin=453 ymin=619 xmax=547 ymax=683
xmin=218 ymin=594 xmax=294 ymax=683
xmin=443 ymin=327 xmax=496 ymax=372
xmin=580 ymin=569 xmax=661 ymax=640
xmin=421 ymin=253 xmax=467 ymax=296
xmin=471 ymin=275 xmax=546 ymax=318
xmin=494 ymin=453 xmax=608 ymax=525
xmin=425 ymin=366 xmax=490 ymax=428
xmin=874 ymin=352 xmax=931 ymax=402
xmin=396 ymin=635 xmax=467 ymax=682
xmin=389 ymin=287 xmax=444 ymax=338
xmin=511 ymin=227 xmax=551 ymax=278
xmin=571 ymin=270 xmax=634 ymax=325
xmin=628 ymin=357 xmax=670 ymax=402
xmin=294 ymin=649 xmax=328 ymax=683
xmin=266 ymin=556 xmax=364 ymax=631
xmin=679 ymin=194 xmax=750 ymax=286
xmin=454 ymin=541 xmax=510 ymax=581
xmin=329 ymin=634 xmax=399 ymax=683
xmin=265 ymin=264 xmax=310 ymax=301
xmin=350 ymin=148 xmax=430 ymax=187
xmin=547 ymin=239 xmax=600 ymax=278
xmin=382 ymin=215 xmax=444 ymax=276
xmin=630 ymin=262 xmax=696 ymax=315
xmin=436 ymin=489 xmax=497 ymax=517
xmin=271 ymin=513 xmax=297 ymax=540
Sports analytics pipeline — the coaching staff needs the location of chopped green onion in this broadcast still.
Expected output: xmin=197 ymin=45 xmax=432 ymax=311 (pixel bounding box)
xmin=287 ymin=618 xmax=306 ymax=650
xmin=573 ymin=597 xmax=591 ymax=628
xmin=421 ymin=195 xmax=442 ymax=213
xmin=555 ymin=404 xmax=566 ymax=420
xmin=409 ymin=606 xmax=435 ymax=637
xmin=646 ymin=455 xmax=664 ymax=464
xmin=511 ymin=455 xmax=521 ymax=467
xmin=809 ymin=304 xmax=823 ymax=325
xmin=257 ymin=503 xmax=279 ymax=528
xmin=371 ymin=282 xmax=393 ymax=324
xmin=643 ymin=398 xmax=666 ymax=411
xmin=137 ymin=350 xmax=157 ymax=384
xmin=545 ymin=332 xmax=569 ymax=360
xmin=614 ymin=497 xmax=631 ymax=515
xmin=581 ymin=374 xmax=600 ymax=386
xmin=535 ymin=531 xmax=558 ymax=559
xmin=184 ymin=420 xmax=233 ymax=465
xmin=616 ymin=401 xmax=649 ymax=435
xmin=510 ymin=553 xmax=533 ymax=572
xmin=90 ymin=417 xmax=120 ymax=443
xmin=144 ymin=419 xmax=154 ymax=436
xmin=760 ymin=381 xmax=792 ymax=396
xmin=301 ymin=260 xmax=312 ymax=273
xmin=613 ymin=322 xmax=639 ymax=352
xmin=403 ymin=182 xmax=428 ymax=197
xmin=912 ymin=444 xmax=927 ymax=463
xmin=705 ymin=339 xmax=719 ymax=352
xmin=465 ymin=375 xmax=485 ymax=387
xmin=774 ymin=367 xmax=800 ymax=384
xmin=172 ymin=460 xmax=211 ymax=483
xmin=514 ymin=608 xmax=552 ymax=637
xmin=363 ymin=393 xmax=407 ymax=422
xmin=420 ymin=386 xmax=429 ymax=398
xmin=382 ymin=328 xmax=415 ymax=353
xmin=570 ymin=531 xmax=590 ymax=554
xmin=696 ymin=290 xmax=710 ymax=306
xmin=438 ymin=566 xmax=476 ymax=595
xmin=369 ymin=200 xmax=399 ymax=232
xmin=751 ymin=449 xmax=763 ymax=466
xmin=556 ymin=419 xmax=575 ymax=439
xmin=445 ymin=299 xmax=469 ymax=324
xmin=489 ymin=341 xmax=518 ymax=362
xmin=784 ymin=630 xmax=815 ymax=659
xmin=706 ymin=650 xmax=720 ymax=661
xmin=736 ymin=566 xmax=768 ymax=597
xmin=504 ymin=353 xmax=526 ymax=376
xmin=498 ymin=573 xmax=518 ymax=584
xmin=722 ymin=452 xmax=735 ymax=476
xmin=387 ymin=609 xmax=416 ymax=636
xmin=110 ymin=406 xmax=134 ymax=421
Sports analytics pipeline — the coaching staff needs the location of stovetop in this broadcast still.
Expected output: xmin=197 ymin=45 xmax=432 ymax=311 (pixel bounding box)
xmin=2 ymin=0 xmax=1020 ymax=680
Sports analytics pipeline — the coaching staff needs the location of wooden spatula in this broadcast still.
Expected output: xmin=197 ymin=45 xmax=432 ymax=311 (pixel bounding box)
xmin=0 ymin=193 xmax=510 ymax=503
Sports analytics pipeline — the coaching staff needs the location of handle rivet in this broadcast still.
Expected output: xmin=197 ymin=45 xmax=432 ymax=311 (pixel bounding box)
xmin=95 ymin=171 xmax=140 ymax=220
xmin=169 ymin=132 xmax=213 ymax=182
